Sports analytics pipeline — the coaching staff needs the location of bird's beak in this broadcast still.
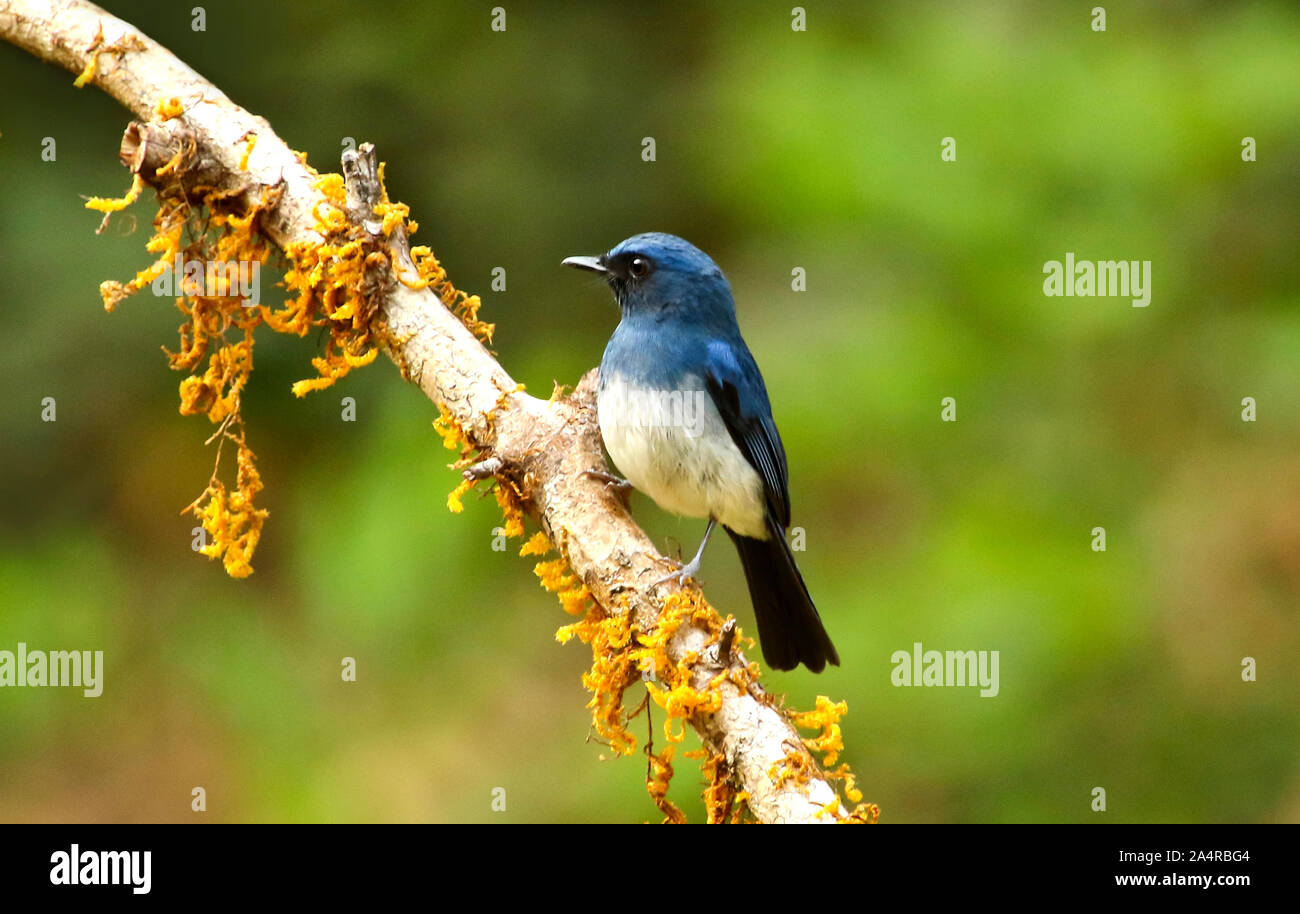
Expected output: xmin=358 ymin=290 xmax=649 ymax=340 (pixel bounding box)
xmin=562 ymin=255 xmax=607 ymax=275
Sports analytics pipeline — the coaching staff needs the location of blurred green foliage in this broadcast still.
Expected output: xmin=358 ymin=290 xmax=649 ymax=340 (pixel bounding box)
xmin=1 ymin=0 xmax=1297 ymax=823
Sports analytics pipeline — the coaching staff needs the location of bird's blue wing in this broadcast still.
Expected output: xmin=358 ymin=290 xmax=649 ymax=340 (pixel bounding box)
xmin=704 ymin=338 xmax=791 ymax=526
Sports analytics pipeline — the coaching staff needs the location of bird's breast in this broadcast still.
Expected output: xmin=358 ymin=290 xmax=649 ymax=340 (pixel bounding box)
xmin=596 ymin=371 xmax=767 ymax=539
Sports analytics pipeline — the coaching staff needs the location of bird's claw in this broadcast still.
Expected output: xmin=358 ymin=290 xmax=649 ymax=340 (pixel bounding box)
xmin=651 ymin=557 xmax=702 ymax=590
xmin=584 ymin=469 xmax=633 ymax=492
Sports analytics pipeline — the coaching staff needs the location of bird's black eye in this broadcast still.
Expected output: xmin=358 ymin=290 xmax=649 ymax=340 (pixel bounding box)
xmin=628 ymin=256 xmax=652 ymax=279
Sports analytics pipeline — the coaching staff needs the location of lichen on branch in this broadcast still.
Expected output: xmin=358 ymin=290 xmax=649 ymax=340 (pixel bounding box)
xmin=446 ymin=436 xmax=877 ymax=822
xmin=90 ymin=111 xmax=485 ymax=578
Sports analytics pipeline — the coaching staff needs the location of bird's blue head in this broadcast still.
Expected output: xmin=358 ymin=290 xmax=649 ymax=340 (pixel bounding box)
xmin=563 ymin=233 xmax=738 ymax=330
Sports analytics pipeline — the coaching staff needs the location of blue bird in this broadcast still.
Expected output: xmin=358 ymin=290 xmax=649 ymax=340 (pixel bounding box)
xmin=564 ymin=233 xmax=839 ymax=672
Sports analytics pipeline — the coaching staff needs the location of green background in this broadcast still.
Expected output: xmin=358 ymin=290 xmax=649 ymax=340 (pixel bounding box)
xmin=1 ymin=0 xmax=1297 ymax=822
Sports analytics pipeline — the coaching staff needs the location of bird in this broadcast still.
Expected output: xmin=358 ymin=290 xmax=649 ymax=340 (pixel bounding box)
xmin=563 ymin=232 xmax=839 ymax=673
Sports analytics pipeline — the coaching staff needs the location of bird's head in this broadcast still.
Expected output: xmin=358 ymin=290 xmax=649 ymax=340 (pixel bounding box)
xmin=563 ymin=232 xmax=736 ymax=327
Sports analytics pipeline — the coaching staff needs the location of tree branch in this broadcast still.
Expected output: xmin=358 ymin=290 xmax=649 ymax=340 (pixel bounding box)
xmin=1 ymin=0 xmax=866 ymax=823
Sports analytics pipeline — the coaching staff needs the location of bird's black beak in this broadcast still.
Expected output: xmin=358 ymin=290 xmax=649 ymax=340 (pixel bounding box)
xmin=562 ymin=255 xmax=607 ymax=275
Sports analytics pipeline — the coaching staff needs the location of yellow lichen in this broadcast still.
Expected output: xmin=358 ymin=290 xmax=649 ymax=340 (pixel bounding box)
xmin=184 ymin=425 xmax=268 ymax=579
xmin=238 ymin=131 xmax=258 ymax=171
xmin=694 ymin=752 xmax=752 ymax=824
xmin=518 ymin=531 xmax=551 ymax=557
xmin=534 ymin=557 xmax=591 ymax=617
xmin=790 ymin=695 xmax=848 ymax=767
xmin=156 ymin=96 xmax=184 ymax=120
xmin=646 ymin=745 xmax=686 ymax=824
xmin=495 ymin=485 xmax=526 ymax=539
xmin=71 ymin=25 xmax=103 ymax=89
xmin=770 ymin=748 xmax=817 ymax=790
xmin=84 ymin=173 xmax=145 ymax=214
xmin=73 ymin=27 xmax=147 ymax=89
xmin=72 ymin=52 xmax=99 ymax=88
xmin=555 ymin=604 xmax=640 ymax=757
xmin=406 ymin=244 xmax=494 ymax=344
xmin=445 ymin=478 xmax=473 ymax=514
xmin=95 ymin=135 xmax=487 ymax=579
xmin=432 ymin=406 xmax=469 ymax=453
xmin=845 ymin=802 xmax=883 ymax=824
xmin=428 ymin=437 xmax=877 ymax=822
xmin=278 ymin=193 xmax=379 ymax=396
xmin=645 ymin=679 xmax=723 ymax=744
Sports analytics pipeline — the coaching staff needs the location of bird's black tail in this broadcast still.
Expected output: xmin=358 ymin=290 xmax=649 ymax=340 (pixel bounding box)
xmin=727 ymin=519 xmax=839 ymax=673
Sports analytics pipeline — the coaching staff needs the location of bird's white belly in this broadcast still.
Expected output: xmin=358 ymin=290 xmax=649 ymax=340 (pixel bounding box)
xmin=597 ymin=373 xmax=768 ymax=539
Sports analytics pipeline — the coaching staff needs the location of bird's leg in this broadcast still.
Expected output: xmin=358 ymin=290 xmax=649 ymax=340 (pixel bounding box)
xmin=583 ymin=469 xmax=633 ymax=493
xmin=652 ymin=518 xmax=717 ymax=589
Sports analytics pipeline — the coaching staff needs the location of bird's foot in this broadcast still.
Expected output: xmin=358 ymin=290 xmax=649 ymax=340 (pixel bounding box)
xmin=584 ymin=469 xmax=633 ymax=493
xmin=651 ymin=554 xmax=702 ymax=590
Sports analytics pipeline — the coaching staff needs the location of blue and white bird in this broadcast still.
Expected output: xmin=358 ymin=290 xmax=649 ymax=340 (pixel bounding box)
xmin=564 ymin=233 xmax=839 ymax=672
